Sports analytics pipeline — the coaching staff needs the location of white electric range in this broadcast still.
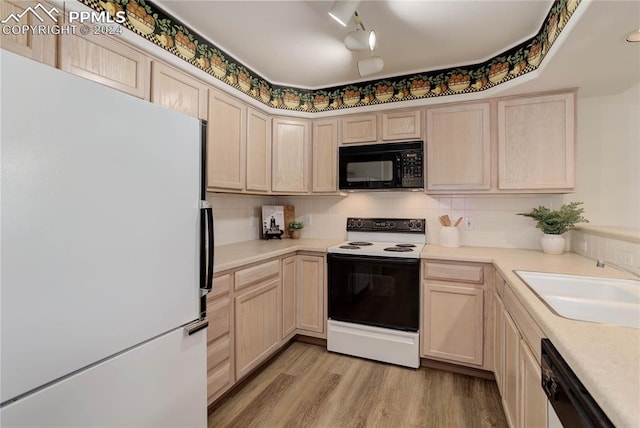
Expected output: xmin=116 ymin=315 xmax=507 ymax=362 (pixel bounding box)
xmin=327 ymin=218 xmax=426 ymax=368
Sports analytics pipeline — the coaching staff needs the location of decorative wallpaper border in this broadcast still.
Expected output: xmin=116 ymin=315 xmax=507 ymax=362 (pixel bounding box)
xmin=80 ymin=0 xmax=581 ymax=112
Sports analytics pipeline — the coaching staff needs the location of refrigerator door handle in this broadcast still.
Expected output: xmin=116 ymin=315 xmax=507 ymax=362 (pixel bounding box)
xmin=199 ymin=200 xmax=214 ymax=294
xmin=184 ymin=318 xmax=209 ymax=335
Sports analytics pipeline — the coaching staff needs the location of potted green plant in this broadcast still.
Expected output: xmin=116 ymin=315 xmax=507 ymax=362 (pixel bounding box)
xmin=517 ymin=202 xmax=588 ymax=254
xmin=288 ymin=221 xmax=304 ymax=239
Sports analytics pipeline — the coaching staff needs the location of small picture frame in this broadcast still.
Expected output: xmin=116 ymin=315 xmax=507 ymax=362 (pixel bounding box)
xmin=261 ymin=205 xmax=285 ymax=240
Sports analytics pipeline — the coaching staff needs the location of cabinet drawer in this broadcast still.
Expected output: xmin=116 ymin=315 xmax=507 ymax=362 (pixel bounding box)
xmin=207 ymin=336 xmax=231 ymax=369
xmin=234 ymin=260 xmax=280 ymax=291
xmin=210 ymin=273 xmax=231 ymax=299
xmin=424 ymin=262 xmax=484 ymax=284
xmin=207 ymin=361 xmax=232 ymax=403
xmin=206 ymin=295 xmax=230 ymax=342
xmin=503 ymin=285 xmax=544 ymax=363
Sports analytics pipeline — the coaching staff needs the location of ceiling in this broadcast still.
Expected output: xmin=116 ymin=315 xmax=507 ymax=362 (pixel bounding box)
xmin=154 ymin=0 xmax=639 ymax=98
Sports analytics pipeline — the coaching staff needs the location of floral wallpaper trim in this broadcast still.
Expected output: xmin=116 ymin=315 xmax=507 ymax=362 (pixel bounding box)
xmin=80 ymin=0 xmax=581 ymax=112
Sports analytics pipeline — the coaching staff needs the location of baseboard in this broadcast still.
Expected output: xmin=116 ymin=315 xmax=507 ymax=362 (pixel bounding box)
xmin=421 ymin=358 xmax=495 ymax=380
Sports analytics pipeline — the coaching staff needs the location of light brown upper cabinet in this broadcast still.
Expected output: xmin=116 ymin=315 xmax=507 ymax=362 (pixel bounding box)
xmin=498 ymin=91 xmax=575 ymax=190
xmin=0 ymin=0 xmax=56 ymax=66
xmin=341 ymin=114 xmax=377 ymax=144
xmin=207 ymin=90 xmax=247 ymax=191
xmin=59 ymin=31 xmax=149 ymax=99
xmin=272 ymin=118 xmax=310 ymax=193
xmin=382 ymin=110 xmax=422 ymax=141
xmin=245 ymin=108 xmax=272 ymax=193
xmin=426 ymin=103 xmax=491 ymax=191
xmin=151 ymin=61 xmax=208 ymax=119
xmin=312 ymin=119 xmax=338 ymax=193
xmin=341 ymin=110 xmax=422 ymax=144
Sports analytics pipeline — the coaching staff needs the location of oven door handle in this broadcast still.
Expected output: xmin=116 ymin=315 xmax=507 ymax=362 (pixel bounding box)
xmin=328 ymin=253 xmax=419 ymax=265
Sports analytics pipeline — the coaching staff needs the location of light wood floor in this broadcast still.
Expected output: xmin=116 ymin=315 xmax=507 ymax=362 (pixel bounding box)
xmin=208 ymin=342 xmax=507 ymax=428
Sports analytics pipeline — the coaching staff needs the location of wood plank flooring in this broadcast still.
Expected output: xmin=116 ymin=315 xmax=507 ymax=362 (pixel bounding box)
xmin=208 ymin=342 xmax=507 ymax=428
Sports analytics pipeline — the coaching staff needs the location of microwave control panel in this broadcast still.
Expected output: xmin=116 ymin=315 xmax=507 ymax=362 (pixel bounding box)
xmin=400 ymin=151 xmax=423 ymax=187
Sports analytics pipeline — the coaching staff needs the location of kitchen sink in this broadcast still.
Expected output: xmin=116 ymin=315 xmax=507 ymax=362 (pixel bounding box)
xmin=514 ymin=271 xmax=640 ymax=328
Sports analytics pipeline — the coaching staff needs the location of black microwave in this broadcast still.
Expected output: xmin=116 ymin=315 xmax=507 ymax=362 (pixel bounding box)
xmin=339 ymin=141 xmax=424 ymax=191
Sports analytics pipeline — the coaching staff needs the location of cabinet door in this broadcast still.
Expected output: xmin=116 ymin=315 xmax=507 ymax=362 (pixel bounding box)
xmin=520 ymin=340 xmax=548 ymax=428
xmin=59 ymin=32 xmax=149 ymax=99
xmin=421 ymin=282 xmax=484 ymax=366
xmin=207 ymin=90 xmax=247 ymax=191
xmin=498 ymin=91 xmax=575 ymax=190
xmin=0 ymin=0 xmax=56 ymax=66
xmin=341 ymin=114 xmax=377 ymax=144
xmin=426 ymin=103 xmax=491 ymax=191
xmin=272 ymin=118 xmax=309 ymax=193
xmin=503 ymin=309 xmax=520 ymax=428
xmin=234 ymin=278 xmax=280 ymax=379
xmin=206 ymin=274 xmax=234 ymax=405
xmin=493 ymin=292 xmax=505 ymax=395
xmin=382 ymin=110 xmax=422 ymax=141
xmin=312 ymin=119 xmax=338 ymax=193
xmin=296 ymin=255 xmax=325 ymax=335
xmin=281 ymin=256 xmax=296 ymax=340
xmin=151 ymin=61 xmax=208 ymax=119
xmin=246 ymin=108 xmax=272 ymax=192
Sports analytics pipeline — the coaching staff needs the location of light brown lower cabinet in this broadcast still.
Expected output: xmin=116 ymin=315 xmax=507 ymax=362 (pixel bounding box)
xmin=206 ymin=274 xmax=234 ymax=405
xmin=503 ymin=307 xmax=520 ymax=428
xmin=234 ymin=277 xmax=281 ymax=379
xmin=493 ymin=291 xmax=505 ymax=394
xmin=422 ymin=282 xmax=484 ymax=366
xmin=296 ymin=254 xmax=325 ymax=336
xmin=520 ymin=338 xmax=548 ymax=427
xmin=421 ymin=261 xmax=485 ymax=367
xmin=494 ymin=275 xmax=548 ymax=428
xmin=281 ymin=256 xmax=297 ymax=340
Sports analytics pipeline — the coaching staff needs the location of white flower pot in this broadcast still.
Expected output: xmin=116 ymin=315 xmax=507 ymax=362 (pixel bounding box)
xmin=541 ymin=234 xmax=565 ymax=255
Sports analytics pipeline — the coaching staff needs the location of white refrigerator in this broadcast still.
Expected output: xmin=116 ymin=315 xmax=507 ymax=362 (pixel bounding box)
xmin=0 ymin=51 xmax=213 ymax=427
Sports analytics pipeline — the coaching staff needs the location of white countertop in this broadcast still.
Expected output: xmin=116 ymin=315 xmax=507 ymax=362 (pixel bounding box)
xmin=214 ymin=239 xmax=640 ymax=427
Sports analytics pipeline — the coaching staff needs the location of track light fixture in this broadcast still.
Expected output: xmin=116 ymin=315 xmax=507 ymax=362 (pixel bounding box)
xmin=328 ymin=0 xmax=361 ymax=27
xmin=344 ymin=12 xmax=376 ymax=51
xmin=357 ymin=56 xmax=384 ymax=77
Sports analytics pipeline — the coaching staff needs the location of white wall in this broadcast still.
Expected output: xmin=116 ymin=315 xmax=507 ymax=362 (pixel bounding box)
xmin=568 ymin=84 xmax=640 ymax=229
xmin=207 ymin=194 xmax=276 ymax=246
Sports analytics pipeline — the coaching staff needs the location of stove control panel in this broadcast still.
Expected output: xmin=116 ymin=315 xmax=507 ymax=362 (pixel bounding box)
xmin=346 ymin=217 xmax=425 ymax=233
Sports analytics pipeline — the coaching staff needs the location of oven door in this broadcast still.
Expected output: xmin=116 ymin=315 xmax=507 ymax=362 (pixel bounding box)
xmin=327 ymin=253 xmax=419 ymax=331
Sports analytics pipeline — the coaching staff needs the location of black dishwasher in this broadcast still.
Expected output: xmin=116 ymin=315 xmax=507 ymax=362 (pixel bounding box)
xmin=541 ymin=339 xmax=614 ymax=427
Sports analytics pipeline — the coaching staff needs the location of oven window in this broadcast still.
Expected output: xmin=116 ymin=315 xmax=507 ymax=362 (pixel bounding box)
xmin=328 ymin=254 xmax=419 ymax=331
xmin=346 ymin=160 xmax=393 ymax=182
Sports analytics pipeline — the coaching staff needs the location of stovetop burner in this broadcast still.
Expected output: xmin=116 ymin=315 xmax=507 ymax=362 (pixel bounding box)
xmin=348 ymin=241 xmax=373 ymax=246
xmin=384 ymin=247 xmax=414 ymax=252
xmin=395 ymin=243 xmax=416 ymax=248
xmin=339 ymin=245 xmax=361 ymax=250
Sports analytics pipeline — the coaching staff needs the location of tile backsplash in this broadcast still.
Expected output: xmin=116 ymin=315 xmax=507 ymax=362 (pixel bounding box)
xmin=210 ymin=192 xmax=569 ymax=250
xmin=571 ymin=228 xmax=640 ymax=276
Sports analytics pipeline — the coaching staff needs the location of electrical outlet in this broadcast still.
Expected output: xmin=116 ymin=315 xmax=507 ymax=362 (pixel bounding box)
xmin=465 ymin=217 xmax=474 ymax=230
xmin=619 ymin=251 xmax=634 ymax=267
xmin=305 ymin=214 xmax=313 ymax=226
xmin=249 ymin=216 xmax=257 ymax=227
xmin=578 ymin=240 xmax=588 ymax=253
